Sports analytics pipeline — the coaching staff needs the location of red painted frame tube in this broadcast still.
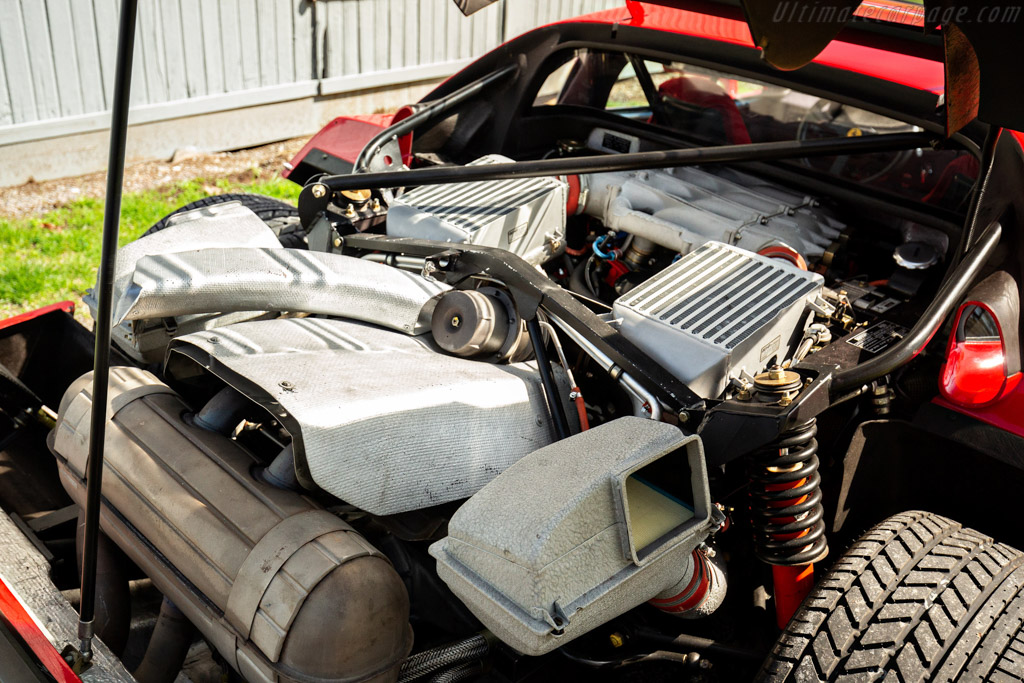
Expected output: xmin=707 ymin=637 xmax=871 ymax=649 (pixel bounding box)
xmin=773 ymin=564 xmax=815 ymax=630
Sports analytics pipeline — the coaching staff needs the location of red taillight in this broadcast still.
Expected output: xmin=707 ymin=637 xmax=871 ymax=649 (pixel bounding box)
xmin=940 ymin=294 xmax=1022 ymax=407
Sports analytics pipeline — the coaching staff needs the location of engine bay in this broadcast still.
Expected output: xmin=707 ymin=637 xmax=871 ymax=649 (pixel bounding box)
xmin=4 ymin=35 xmax=1006 ymax=683
xmin=297 ymin=150 xmax=956 ymax=410
xmin=49 ymin=127 xmax=975 ymax=679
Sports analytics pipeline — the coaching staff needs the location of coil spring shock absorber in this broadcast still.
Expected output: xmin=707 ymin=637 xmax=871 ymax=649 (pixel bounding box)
xmin=747 ymin=367 xmax=828 ymax=628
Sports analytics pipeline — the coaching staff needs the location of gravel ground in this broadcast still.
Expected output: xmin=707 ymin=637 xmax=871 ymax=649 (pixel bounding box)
xmin=0 ymin=137 xmax=308 ymax=218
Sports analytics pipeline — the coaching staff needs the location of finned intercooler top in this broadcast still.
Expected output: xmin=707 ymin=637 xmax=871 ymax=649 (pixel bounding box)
xmin=614 ymin=242 xmax=823 ymax=398
xmin=386 ymin=155 xmax=568 ymax=264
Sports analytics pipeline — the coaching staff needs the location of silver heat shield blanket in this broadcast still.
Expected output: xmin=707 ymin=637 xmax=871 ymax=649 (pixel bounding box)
xmin=114 ymin=248 xmax=449 ymax=335
xmin=167 ymin=318 xmax=569 ymax=515
xmin=106 ymin=202 xmax=282 ymax=307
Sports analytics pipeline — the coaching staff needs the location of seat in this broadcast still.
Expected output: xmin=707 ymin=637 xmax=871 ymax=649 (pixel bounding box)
xmin=656 ymin=74 xmax=752 ymax=144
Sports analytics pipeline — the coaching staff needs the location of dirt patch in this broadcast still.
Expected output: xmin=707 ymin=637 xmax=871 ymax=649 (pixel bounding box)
xmin=0 ymin=138 xmax=308 ymax=218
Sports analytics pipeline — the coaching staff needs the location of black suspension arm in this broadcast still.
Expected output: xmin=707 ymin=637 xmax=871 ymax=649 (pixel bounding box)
xmin=309 ymin=131 xmax=935 ymax=199
xmin=79 ymin=0 xmax=138 ymax=662
xmin=830 ymin=221 xmax=1002 ymax=396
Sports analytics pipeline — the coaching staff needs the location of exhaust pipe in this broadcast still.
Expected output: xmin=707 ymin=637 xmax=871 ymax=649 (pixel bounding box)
xmin=51 ymin=367 xmax=412 ymax=683
xmin=132 ymin=598 xmax=195 ymax=683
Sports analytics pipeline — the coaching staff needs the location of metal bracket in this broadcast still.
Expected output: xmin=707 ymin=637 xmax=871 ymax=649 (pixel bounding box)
xmin=364 ymin=135 xmax=405 ymax=174
xmin=341 ymin=233 xmax=706 ymax=419
xmin=538 ymin=599 xmax=570 ymax=634
xmin=62 ymin=642 xmax=92 ymax=674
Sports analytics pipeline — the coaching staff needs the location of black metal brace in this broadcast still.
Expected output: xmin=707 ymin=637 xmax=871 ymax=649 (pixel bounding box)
xmin=299 ymin=131 xmax=937 ymax=221
xmin=340 ymin=233 xmax=707 ymax=422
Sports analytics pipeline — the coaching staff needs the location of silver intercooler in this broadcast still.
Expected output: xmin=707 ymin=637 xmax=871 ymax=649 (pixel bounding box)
xmin=614 ymin=242 xmax=823 ymax=398
xmin=386 ymin=155 xmax=567 ymax=265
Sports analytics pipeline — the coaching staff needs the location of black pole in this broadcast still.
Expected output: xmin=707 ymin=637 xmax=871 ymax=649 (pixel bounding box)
xmin=528 ymin=318 xmax=571 ymax=440
xmin=79 ymin=0 xmax=138 ymax=660
xmin=316 ymin=132 xmax=935 ymax=194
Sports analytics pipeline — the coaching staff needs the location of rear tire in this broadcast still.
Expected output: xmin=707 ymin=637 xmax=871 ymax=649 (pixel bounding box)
xmin=759 ymin=510 xmax=1024 ymax=682
xmin=142 ymin=193 xmax=306 ymax=249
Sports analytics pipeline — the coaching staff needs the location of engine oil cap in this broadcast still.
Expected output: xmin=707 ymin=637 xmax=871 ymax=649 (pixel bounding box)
xmin=894 ymin=241 xmax=939 ymax=270
xmin=340 ymin=188 xmax=372 ymax=204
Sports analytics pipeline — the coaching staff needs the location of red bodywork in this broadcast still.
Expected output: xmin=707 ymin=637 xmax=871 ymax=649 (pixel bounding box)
xmin=573 ymin=2 xmax=944 ymax=92
xmin=0 ymin=301 xmax=74 ymax=333
xmin=935 ymin=383 xmax=1024 ymax=439
xmin=0 ymin=575 xmax=82 ymax=683
xmin=940 ymin=301 xmax=1023 ymax=407
xmin=0 ymin=301 xmax=82 ymax=681
xmin=283 ymin=112 xmax=413 ymax=181
xmin=283 ymin=115 xmax=391 ymax=181
xmin=937 ymin=298 xmax=1024 ymax=438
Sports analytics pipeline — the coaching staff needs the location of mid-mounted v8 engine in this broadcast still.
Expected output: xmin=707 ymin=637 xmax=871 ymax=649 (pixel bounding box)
xmin=381 ymin=158 xmax=844 ymax=270
xmin=379 ymin=157 xmax=845 ymax=398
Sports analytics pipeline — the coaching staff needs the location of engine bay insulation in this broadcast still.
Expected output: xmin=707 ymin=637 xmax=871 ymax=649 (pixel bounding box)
xmin=113 ymin=247 xmax=450 ymax=336
xmin=167 ymin=317 xmax=576 ymax=515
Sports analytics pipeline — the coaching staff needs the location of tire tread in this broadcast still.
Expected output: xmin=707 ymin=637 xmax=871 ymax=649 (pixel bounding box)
xmin=141 ymin=193 xmax=306 ymax=248
xmin=758 ymin=511 xmax=1024 ymax=682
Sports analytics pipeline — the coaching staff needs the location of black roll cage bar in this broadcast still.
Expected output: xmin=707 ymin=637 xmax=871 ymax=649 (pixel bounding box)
xmin=304 ymin=130 xmax=936 ymax=200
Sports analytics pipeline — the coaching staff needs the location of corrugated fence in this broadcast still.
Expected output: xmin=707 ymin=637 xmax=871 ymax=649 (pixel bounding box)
xmin=0 ymin=0 xmax=622 ymax=146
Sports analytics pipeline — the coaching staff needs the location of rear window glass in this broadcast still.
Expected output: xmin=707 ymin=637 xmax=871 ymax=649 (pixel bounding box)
xmin=532 ymin=49 xmax=976 ymax=209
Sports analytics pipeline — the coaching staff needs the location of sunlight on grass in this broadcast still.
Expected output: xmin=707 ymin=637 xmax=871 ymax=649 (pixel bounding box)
xmin=0 ymin=176 xmax=301 ymax=317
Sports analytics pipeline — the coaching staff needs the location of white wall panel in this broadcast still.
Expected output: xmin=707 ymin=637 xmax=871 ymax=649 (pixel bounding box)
xmin=0 ymin=0 xmax=622 ymax=143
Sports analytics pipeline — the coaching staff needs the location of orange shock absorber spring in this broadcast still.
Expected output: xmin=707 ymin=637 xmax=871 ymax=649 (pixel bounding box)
xmin=748 ymin=418 xmax=829 ymax=629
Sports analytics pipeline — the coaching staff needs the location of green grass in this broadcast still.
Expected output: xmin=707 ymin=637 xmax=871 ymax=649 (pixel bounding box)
xmin=0 ymin=175 xmax=301 ymax=318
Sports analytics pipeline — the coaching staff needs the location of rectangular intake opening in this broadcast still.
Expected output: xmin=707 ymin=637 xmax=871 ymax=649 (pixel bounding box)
xmin=620 ymin=446 xmax=700 ymax=563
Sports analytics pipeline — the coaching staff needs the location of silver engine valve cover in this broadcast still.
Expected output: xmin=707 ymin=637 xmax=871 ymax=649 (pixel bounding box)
xmin=614 ymin=242 xmax=823 ymax=398
xmin=581 ymin=165 xmax=844 ymax=264
xmin=386 ymin=155 xmax=568 ymax=265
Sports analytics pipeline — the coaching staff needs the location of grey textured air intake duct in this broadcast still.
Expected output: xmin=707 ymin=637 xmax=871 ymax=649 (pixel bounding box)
xmin=430 ymin=417 xmax=723 ymax=656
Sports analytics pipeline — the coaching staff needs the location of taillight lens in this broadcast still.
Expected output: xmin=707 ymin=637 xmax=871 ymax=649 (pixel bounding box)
xmin=940 ymin=301 xmax=1021 ymax=406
